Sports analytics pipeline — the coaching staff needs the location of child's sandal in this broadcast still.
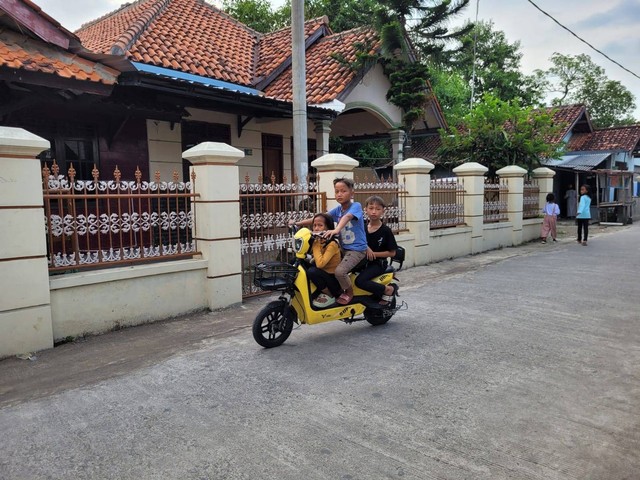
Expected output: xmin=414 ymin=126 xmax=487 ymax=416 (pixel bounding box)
xmin=336 ymin=292 xmax=353 ymax=305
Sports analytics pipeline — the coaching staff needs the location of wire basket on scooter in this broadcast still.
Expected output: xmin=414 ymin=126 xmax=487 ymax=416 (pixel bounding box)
xmin=253 ymin=261 xmax=298 ymax=291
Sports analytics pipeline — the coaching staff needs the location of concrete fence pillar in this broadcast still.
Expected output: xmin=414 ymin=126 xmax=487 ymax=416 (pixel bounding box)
xmin=389 ymin=129 xmax=405 ymax=164
xmin=0 ymin=127 xmax=53 ymax=357
xmin=314 ymin=120 xmax=332 ymax=158
xmin=453 ymin=162 xmax=488 ymax=254
xmin=311 ymin=153 xmax=359 ymax=210
xmin=496 ymin=165 xmax=528 ymax=245
xmin=394 ymin=157 xmax=433 ymax=266
xmin=532 ymin=167 xmax=556 ymax=211
xmin=184 ymin=142 xmax=244 ymax=310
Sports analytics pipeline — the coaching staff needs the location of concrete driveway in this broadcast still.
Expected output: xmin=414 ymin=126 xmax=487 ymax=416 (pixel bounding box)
xmin=1 ymin=225 xmax=639 ymax=479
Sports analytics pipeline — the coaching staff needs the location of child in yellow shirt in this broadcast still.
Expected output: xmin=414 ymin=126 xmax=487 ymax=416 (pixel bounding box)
xmin=307 ymin=213 xmax=342 ymax=308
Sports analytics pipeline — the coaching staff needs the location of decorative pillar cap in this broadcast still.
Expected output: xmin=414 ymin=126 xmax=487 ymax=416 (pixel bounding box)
xmin=452 ymin=162 xmax=489 ymax=176
xmin=496 ymin=165 xmax=528 ymax=177
xmin=311 ymin=153 xmax=359 ymax=172
xmin=0 ymin=127 xmax=50 ymax=157
xmin=394 ymin=157 xmax=434 ymax=174
xmin=532 ymin=166 xmax=556 ymax=178
xmin=183 ymin=142 xmax=244 ymax=165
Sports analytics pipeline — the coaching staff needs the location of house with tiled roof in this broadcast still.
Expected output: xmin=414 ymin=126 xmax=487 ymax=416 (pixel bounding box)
xmin=540 ymin=104 xmax=640 ymax=215
xmin=1 ymin=0 xmax=445 ymax=185
xmin=0 ymin=0 xmax=137 ymax=178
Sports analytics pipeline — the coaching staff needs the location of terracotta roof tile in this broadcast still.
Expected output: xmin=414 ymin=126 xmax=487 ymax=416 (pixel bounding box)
xmin=543 ymin=104 xmax=590 ymax=144
xmin=75 ymin=0 xmax=380 ymax=101
xmin=409 ymin=134 xmax=442 ymax=162
xmin=0 ymin=30 xmax=118 ymax=85
xmin=77 ymin=0 xmax=258 ymax=86
xmin=264 ymin=26 xmax=380 ymax=104
xmin=256 ymin=17 xmax=330 ymax=81
xmin=567 ymin=125 xmax=640 ymax=153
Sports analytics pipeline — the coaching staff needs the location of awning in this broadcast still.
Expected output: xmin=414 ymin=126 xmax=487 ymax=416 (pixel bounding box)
xmin=543 ymin=152 xmax=611 ymax=171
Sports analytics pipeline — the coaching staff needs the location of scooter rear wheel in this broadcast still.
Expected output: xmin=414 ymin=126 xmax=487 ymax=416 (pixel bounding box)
xmin=364 ymin=297 xmax=396 ymax=326
xmin=252 ymin=300 xmax=294 ymax=348
xmin=364 ymin=308 xmax=390 ymax=326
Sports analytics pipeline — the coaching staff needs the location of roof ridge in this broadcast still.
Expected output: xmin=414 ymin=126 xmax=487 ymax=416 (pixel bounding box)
xmin=200 ymin=0 xmax=262 ymax=37
xmin=76 ymin=0 xmax=146 ymax=32
xmin=594 ymin=124 xmax=640 ymax=131
xmin=262 ymin=15 xmax=331 ymax=39
xmin=110 ymin=0 xmax=171 ymax=55
xmin=322 ymin=24 xmax=375 ymax=38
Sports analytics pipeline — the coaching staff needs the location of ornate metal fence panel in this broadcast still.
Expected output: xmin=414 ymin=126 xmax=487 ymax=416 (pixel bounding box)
xmin=430 ymin=178 xmax=465 ymax=229
xmin=43 ymin=162 xmax=198 ymax=273
xmin=523 ymin=180 xmax=540 ymax=219
xmin=353 ymin=174 xmax=407 ymax=233
xmin=240 ymin=174 xmax=326 ymax=298
xmin=483 ymin=178 xmax=509 ymax=223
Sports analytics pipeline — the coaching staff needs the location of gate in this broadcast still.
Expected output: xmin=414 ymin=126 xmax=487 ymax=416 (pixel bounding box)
xmin=240 ymin=174 xmax=326 ymax=298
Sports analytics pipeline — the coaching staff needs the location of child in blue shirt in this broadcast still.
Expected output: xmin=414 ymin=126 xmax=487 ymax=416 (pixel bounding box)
xmin=324 ymin=178 xmax=368 ymax=304
xmin=294 ymin=177 xmax=367 ymax=305
xmin=576 ymin=184 xmax=592 ymax=246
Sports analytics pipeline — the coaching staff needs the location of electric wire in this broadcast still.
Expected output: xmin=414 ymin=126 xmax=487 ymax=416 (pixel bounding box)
xmin=526 ymin=0 xmax=640 ymax=81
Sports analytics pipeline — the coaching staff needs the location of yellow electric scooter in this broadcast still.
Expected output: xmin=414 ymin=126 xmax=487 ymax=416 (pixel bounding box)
xmin=252 ymin=227 xmax=405 ymax=348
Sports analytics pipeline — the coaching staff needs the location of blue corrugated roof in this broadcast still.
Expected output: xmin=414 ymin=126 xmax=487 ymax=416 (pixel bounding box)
xmin=132 ymin=62 xmax=263 ymax=96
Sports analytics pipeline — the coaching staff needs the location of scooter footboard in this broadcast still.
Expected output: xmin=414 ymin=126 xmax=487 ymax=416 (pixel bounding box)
xmin=351 ymin=270 xmax=395 ymax=296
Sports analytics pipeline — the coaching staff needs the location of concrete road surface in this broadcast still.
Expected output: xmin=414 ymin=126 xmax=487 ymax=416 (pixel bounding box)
xmin=1 ymin=225 xmax=639 ymax=479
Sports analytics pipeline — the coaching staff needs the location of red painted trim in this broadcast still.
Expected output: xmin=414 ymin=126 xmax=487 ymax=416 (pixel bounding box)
xmin=0 ymin=0 xmax=70 ymax=49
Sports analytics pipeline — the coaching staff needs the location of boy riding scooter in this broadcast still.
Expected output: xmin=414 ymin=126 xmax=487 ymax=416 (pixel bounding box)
xmin=293 ymin=177 xmax=368 ymax=305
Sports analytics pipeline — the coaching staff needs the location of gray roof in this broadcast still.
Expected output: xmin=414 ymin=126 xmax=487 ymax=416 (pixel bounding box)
xmin=542 ymin=153 xmax=610 ymax=171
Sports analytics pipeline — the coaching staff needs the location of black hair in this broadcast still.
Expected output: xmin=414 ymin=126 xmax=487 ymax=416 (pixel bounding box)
xmin=312 ymin=212 xmax=335 ymax=230
xmin=546 ymin=193 xmax=555 ymax=202
xmin=333 ymin=177 xmax=354 ymax=189
xmin=365 ymin=195 xmax=386 ymax=208
xmin=580 ymin=184 xmax=591 ymax=196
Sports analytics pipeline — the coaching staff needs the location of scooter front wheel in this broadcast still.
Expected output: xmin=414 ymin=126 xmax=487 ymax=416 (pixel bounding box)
xmin=252 ymin=300 xmax=294 ymax=348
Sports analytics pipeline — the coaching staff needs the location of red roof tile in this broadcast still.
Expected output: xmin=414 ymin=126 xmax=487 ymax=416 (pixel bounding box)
xmin=256 ymin=17 xmax=330 ymax=82
xmin=567 ymin=125 xmax=640 ymax=153
xmin=75 ymin=0 xmax=385 ymax=104
xmin=543 ymin=104 xmax=591 ymax=144
xmin=409 ymin=134 xmax=442 ymax=162
xmin=263 ymin=26 xmax=380 ymax=104
xmin=0 ymin=29 xmax=118 ymax=85
xmin=77 ymin=0 xmax=258 ymax=86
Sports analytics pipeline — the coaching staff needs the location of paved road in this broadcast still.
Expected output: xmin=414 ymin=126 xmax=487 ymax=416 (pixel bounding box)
xmin=1 ymin=225 xmax=639 ymax=479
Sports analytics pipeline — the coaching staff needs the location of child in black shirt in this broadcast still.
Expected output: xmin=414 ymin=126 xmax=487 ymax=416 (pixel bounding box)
xmin=354 ymin=195 xmax=398 ymax=305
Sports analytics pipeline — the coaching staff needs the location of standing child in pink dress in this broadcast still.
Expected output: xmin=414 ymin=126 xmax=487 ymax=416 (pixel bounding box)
xmin=541 ymin=193 xmax=560 ymax=244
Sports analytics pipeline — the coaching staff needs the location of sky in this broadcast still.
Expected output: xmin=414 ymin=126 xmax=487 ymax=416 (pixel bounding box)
xmin=34 ymin=0 xmax=640 ymax=118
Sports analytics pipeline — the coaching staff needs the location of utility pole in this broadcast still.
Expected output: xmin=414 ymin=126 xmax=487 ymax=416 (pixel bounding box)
xmin=291 ymin=0 xmax=308 ymax=185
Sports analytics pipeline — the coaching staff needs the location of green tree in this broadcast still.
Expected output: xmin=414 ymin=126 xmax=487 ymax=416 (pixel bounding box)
xmin=536 ymin=53 xmax=637 ymax=128
xmin=438 ymin=94 xmax=563 ymax=173
xmin=222 ymin=0 xmax=284 ymax=32
xmin=375 ymin=0 xmax=473 ymax=62
xmin=427 ymin=66 xmax=471 ymax=125
xmin=275 ymin=0 xmax=380 ymax=32
xmin=449 ymin=21 xmax=545 ymax=107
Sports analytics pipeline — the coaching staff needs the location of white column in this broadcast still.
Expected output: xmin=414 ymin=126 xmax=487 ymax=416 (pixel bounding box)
xmin=496 ymin=165 xmax=528 ymax=245
xmin=314 ymin=120 xmax=331 ymax=158
xmin=184 ymin=142 xmax=245 ymax=310
xmin=394 ymin=158 xmax=433 ymax=266
xmin=453 ymin=162 xmax=488 ymax=254
xmin=389 ymin=129 xmax=405 ymax=164
xmin=0 ymin=127 xmax=53 ymax=357
xmin=532 ymin=167 xmax=555 ymax=211
xmin=311 ymin=153 xmax=359 ymax=210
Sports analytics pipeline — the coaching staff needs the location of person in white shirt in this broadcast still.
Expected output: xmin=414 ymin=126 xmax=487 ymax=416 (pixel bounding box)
xmin=541 ymin=193 xmax=561 ymax=244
